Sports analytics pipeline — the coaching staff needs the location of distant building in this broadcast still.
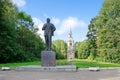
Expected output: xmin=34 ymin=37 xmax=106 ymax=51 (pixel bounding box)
xmin=67 ymin=28 xmax=74 ymax=60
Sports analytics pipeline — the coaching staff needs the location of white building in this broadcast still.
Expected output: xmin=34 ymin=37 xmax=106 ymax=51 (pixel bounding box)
xmin=67 ymin=29 xmax=74 ymax=60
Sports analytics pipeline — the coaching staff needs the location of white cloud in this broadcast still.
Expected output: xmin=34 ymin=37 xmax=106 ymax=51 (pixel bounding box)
xmin=11 ymin=0 xmax=26 ymax=7
xmin=56 ymin=17 xmax=87 ymax=35
xmin=32 ymin=17 xmax=44 ymax=40
xmin=52 ymin=17 xmax=60 ymax=25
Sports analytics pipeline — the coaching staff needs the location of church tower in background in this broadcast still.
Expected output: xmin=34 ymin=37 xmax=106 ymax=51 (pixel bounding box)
xmin=67 ymin=28 xmax=74 ymax=60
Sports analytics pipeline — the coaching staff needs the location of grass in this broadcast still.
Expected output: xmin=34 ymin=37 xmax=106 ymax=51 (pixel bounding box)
xmin=0 ymin=59 xmax=120 ymax=69
xmin=71 ymin=59 xmax=120 ymax=68
xmin=0 ymin=61 xmax=41 ymax=69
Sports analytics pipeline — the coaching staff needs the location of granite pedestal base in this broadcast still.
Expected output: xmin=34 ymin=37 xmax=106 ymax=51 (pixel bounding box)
xmin=41 ymin=51 xmax=56 ymax=66
xmin=16 ymin=65 xmax=77 ymax=72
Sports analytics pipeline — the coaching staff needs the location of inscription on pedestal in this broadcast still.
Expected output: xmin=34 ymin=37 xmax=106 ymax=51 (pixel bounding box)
xmin=41 ymin=51 xmax=56 ymax=66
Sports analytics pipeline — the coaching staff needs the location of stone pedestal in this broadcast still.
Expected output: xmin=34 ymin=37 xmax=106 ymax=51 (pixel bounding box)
xmin=41 ymin=51 xmax=56 ymax=66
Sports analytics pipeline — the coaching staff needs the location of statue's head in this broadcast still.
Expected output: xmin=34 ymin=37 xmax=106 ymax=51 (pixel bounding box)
xmin=47 ymin=18 xmax=50 ymax=23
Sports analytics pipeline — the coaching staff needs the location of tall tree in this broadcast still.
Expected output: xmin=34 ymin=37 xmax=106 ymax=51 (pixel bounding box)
xmin=17 ymin=11 xmax=34 ymax=48
xmin=87 ymin=18 xmax=97 ymax=60
xmin=0 ymin=1 xmax=45 ymax=63
xmin=52 ymin=39 xmax=67 ymax=59
xmin=16 ymin=11 xmax=45 ymax=61
xmin=88 ymin=0 xmax=120 ymax=63
xmin=77 ymin=40 xmax=90 ymax=59
xmin=74 ymin=42 xmax=79 ymax=58
xmin=0 ymin=0 xmax=18 ymax=63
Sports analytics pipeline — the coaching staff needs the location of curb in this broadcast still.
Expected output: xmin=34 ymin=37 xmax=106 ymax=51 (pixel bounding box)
xmin=78 ymin=67 xmax=120 ymax=71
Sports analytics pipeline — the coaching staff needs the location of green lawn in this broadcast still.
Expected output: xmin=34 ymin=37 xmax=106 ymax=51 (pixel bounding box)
xmin=0 ymin=59 xmax=120 ymax=69
xmin=0 ymin=61 xmax=41 ymax=69
xmin=71 ymin=59 xmax=120 ymax=68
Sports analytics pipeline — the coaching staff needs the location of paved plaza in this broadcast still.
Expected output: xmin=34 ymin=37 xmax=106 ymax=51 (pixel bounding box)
xmin=0 ymin=69 xmax=120 ymax=80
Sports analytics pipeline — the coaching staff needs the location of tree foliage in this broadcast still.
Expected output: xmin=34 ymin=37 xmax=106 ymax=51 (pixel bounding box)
xmin=0 ymin=0 xmax=45 ymax=63
xmin=87 ymin=18 xmax=97 ymax=60
xmin=77 ymin=40 xmax=90 ymax=59
xmin=0 ymin=0 xmax=18 ymax=63
xmin=52 ymin=39 xmax=67 ymax=59
xmin=87 ymin=0 xmax=120 ymax=63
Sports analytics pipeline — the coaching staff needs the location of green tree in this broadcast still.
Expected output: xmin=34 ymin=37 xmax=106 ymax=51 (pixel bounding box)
xmin=77 ymin=40 xmax=90 ymax=59
xmin=74 ymin=42 xmax=79 ymax=58
xmin=16 ymin=11 xmax=45 ymax=61
xmin=0 ymin=0 xmax=18 ymax=63
xmin=88 ymin=0 xmax=120 ymax=63
xmin=87 ymin=18 xmax=97 ymax=60
xmin=0 ymin=1 xmax=45 ymax=63
xmin=52 ymin=39 xmax=67 ymax=59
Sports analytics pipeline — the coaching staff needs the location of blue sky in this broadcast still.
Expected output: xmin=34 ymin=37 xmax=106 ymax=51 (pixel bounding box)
xmin=12 ymin=0 xmax=104 ymax=42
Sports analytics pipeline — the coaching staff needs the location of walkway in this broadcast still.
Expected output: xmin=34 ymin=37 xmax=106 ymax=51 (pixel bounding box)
xmin=0 ymin=69 xmax=120 ymax=80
